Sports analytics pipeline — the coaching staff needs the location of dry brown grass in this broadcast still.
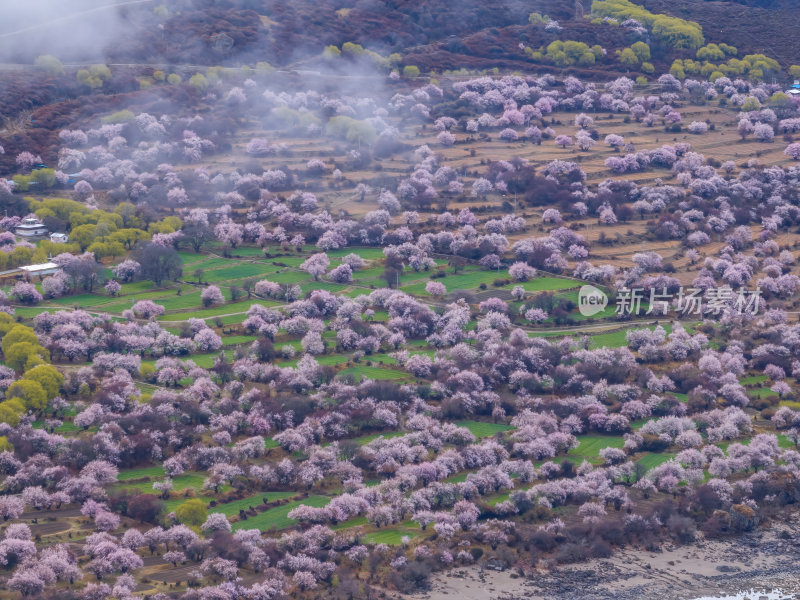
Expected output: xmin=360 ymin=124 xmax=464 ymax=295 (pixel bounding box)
xmin=176 ymin=89 xmax=800 ymax=288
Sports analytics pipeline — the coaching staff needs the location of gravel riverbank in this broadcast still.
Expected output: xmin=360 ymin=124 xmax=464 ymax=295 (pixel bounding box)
xmin=409 ymin=520 xmax=800 ymax=600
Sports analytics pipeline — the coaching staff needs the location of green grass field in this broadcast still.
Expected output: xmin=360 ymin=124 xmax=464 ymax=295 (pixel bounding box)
xmin=231 ymin=495 xmax=330 ymax=532
xmin=202 ymin=263 xmax=280 ymax=282
xmin=219 ymin=247 xmax=268 ymax=258
xmin=455 ymin=420 xmax=514 ymax=438
xmin=325 ymin=247 xmax=386 ymax=260
xmin=587 ymin=323 xmax=674 ymax=349
xmin=31 ymin=419 xmax=81 ymax=434
xmin=569 ymin=435 xmax=626 ymax=459
xmin=263 ymin=256 xmax=308 ymax=267
xmin=299 ymin=281 xmax=351 ymax=295
xmin=332 ymin=516 xmax=368 ymax=530
xmin=117 ymin=465 xmax=166 ymax=481
xmin=158 ymin=299 xmax=280 ymax=321
xmin=637 ymin=452 xmax=676 ymax=471
xmin=739 ymin=375 xmax=769 ymax=385
xmin=339 ymin=365 xmax=410 ymax=382
xmin=520 ymin=277 xmax=580 ymax=292
xmin=268 ymin=271 xmax=312 ymax=285
xmin=351 ymin=266 xmax=386 ymax=281
xmin=47 ymin=293 xmax=120 ymax=307
xmin=141 ymin=351 xmax=233 ymax=370
xmin=210 ymin=491 xmax=298 ymax=518
xmin=342 ymin=431 xmax=407 ymax=446
xmin=119 ymin=281 xmax=160 ymax=294
xmin=362 ymin=527 xmax=419 ymax=545
xmin=205 ymin=314 xmax=248 ymax=326
xmin=443 ymin=471 xmax=470 ymax=483
xmin=402 ymin=269 xmax=508 ymax=295
xmin=114 ymin=471 xmax=207 ymax=494
xmin=222 ymin=335 xmax=257 ymax=346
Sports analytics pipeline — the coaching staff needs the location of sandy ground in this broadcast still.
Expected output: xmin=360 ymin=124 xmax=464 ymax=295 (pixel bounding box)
xmin=408 ymin=521 xmax=800 ymax=600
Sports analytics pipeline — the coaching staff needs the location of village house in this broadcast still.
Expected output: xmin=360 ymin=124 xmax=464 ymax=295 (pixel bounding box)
xmin=14 ymin=216 xmax=48 ymax=237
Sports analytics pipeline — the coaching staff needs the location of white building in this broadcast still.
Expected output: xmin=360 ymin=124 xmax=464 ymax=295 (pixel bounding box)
xmin=50 ymin=233 xmax=69 ymax=243
xmin=19 ymin=262 xmax=60 ymax=277
xmin=15 ymin=217 xmax=48 ymax=237
xmin=787 ymin=80 xmax=800 ymax=96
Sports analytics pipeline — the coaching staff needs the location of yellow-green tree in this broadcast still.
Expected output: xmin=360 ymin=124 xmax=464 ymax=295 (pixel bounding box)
xmin=175 ymin=499 xmax=208 ymax=526
xmin=592 ymin=0 xmax=704 ymax=49
xmin=10 ymin=246 xmax=34 ymax=267
xmin=88 ymin=240 xmax=125 ymax=260
xmin=7 ymin=380 xmax=48 ymax=413
xmin=29 ymin=197 xmax=90 ymax=223
xmin=70 ymin=224 xmax=97 ymax=251
xmin=11 ymin=176 xmax=30 ymax=192
xmin=528 ymin=12 xmax=549 ymax=24
xmin=113 ymin=203 xmax=143 ymax=229
xmin=697 ymin=43 xmax=725 ymax=62
xmin=618 ymin=48 xmax=639 ymax=67
xmin=102 ymin=109 xmax=135 ymax=124
xmin=91 ymin=64 xmax=112 ymax=81
xmin=22 ymin=364 xmax=64 ymax=400
xmin=31 ymin=168 xmax=56 ymax=188
xmin=2 ymin=326 xmax=38 ymax=356
xmin=189 ymin=73 xmax=209 ymax=91
xmin=0 ymin=313 xmax=15 ymax=338
xmin=255 ymin=62 xmax=275 ymax=75
xmin=5 ymin=342 xmax=49 ymax=373
xmin=323 ymin=46 xmax=341 ymax=59
xmin=34 ymin=55 xmax=64 ymax=76
xmin=39 ymin=240 xmax=80 ymax=257
xmin=341 ymin=42 xmax=365 ymax=57
xmin=326 ymin=117 xmax=378 ymax=145
xmin=0 ymin=400 xmax=24 ymax=427
xmin=700 ymin=62 xmax=717 ymax=77
xmin=148 ymin=217 xmax=182 ymax=235
xmin=670 ymin=61 xmax=686 ymax=80
xmin=110 ymin=229 xmax=150 ymax=249
xmin=77 ymin=64 xmax=112 ymax=90
xmin=741 ymin=97 xmax=761 ymax=111
xmin=631 ymin=42 xmax=650 ymax=62
xmin=563 ymin=41 xmax=595 ymax=66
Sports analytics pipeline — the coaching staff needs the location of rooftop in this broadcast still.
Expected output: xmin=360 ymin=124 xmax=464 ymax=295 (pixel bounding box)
xmin=19 ymin=262 xmax=59 ymax=273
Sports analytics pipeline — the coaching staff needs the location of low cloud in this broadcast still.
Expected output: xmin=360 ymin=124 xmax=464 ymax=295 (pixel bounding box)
xmin=0 ymin=0 xmax=151 ymax=63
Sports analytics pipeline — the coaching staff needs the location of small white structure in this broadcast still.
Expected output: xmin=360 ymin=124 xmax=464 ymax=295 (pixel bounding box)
xmin=15 ymin=217 xmax=48 ymax=237
xmin=50 ymin=232 xmax=69 ymax=244
xmin=19 ymin=262 xmax=60 ymax=277
xmin=787 ymin=80 xmax=800 ymax=96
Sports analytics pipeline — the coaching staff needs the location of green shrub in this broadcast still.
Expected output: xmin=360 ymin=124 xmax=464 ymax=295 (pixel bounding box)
xmin=102 ymin=109 xmax=135 ymax=124
xmin=592 ymin=0 xmax=704 ymax=49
